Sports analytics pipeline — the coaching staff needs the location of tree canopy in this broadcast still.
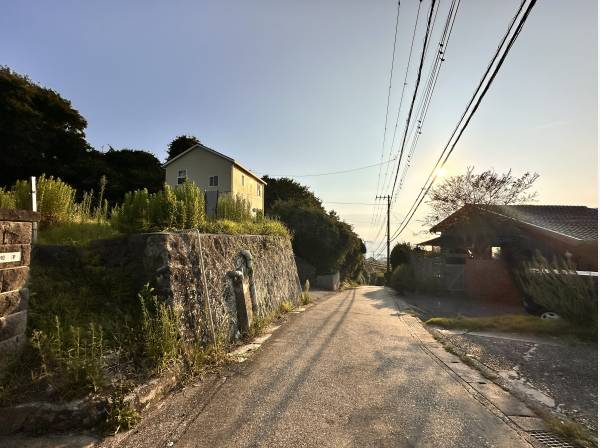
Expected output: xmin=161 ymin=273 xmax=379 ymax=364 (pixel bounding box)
xmin=424 ymin=166 xmax=539 ymax=227
xmin=261 ymin=176 xmax=323 ymax=212
xmin=0 ymin=66 xmax=90 ymax=187
xmin=166 ymin=135 xmax=200 ymax=161
xmin=265 ymin=176 xmax=365 ymax=279
xmin=0 ymin=66 xmax=164 ymax=203
xmin=390 ymin=242 xmax=412 ymax=270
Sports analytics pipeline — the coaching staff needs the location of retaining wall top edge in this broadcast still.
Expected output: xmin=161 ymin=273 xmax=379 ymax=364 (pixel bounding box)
xmin=0 ymin=209 xmax=41 ymax=222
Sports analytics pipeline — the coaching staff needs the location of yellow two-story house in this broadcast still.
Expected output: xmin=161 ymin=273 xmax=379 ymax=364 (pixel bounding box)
xmin=164 ymin=143 xmax=266 ymax=216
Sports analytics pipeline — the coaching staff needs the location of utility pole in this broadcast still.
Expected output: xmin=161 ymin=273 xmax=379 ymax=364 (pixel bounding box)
xmin=375 ymin=195 xmax=392 ymax=275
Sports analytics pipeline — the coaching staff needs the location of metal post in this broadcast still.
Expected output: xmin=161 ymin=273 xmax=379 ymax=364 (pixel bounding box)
xmin=31 ymin=176 xmax=38 ymax=243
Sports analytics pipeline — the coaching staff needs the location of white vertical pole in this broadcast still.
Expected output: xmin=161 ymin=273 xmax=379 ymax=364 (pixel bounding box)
xmin=31 ymin=176 xmax=38 ymax=243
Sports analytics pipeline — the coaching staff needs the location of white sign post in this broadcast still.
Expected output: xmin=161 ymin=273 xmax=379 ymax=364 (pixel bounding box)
xmin=31 ymin=176 xmax=38 ymax=243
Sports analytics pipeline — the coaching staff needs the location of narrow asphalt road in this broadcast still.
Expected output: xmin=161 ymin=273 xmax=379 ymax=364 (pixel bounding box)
xmin=106 ymin=286 xmax=533 ymax=448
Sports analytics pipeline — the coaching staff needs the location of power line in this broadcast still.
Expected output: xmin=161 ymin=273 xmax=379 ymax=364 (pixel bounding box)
xmin=372 ymin=0 xmax=437 ymax=248
xmin=389 ymin=0 xmax=438 ymax=199
xmin=391 ymin=0 xmax=461 ymax=204
xmin=372 ymin=0 xmax=424 ymax=230
xmin=265 ymin=157 xmax=396 ymax=178
xmin=373 ymin=0 xmax=461 ymax=258
xmin=371 ymin=0 xmax=403 ymax=228
xmin=379 ymin=0 xmax=423 ymax=199
xmin=322 ymin=201 xmax=385 ymax=206
xmin=387 ymin=0 xmax=538 ymax=245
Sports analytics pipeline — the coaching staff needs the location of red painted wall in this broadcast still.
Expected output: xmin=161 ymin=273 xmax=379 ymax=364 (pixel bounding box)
xmin=464 ymin=258 xmax=522 ymax=304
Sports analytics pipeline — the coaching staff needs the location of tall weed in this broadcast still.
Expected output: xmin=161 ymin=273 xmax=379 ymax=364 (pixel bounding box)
xmin=216 ymin=193 xmax=252 ymax=221
xmin=139 ymin=284 xmax=182 ymax=373
xmin=30 ymin=316 xmax=106 ymax=398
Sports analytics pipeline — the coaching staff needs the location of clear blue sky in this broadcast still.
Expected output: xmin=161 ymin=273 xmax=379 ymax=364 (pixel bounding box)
xmin=2 ymin=0 xmax=597 ymax=254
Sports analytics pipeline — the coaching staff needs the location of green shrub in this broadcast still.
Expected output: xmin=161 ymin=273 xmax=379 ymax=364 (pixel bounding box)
xmin=175 ymin=179 xmax=205 ymax=228
xmin=518 ymin=254 xmax=598 ymax=325
xmin=0 ymin=187 xmax=16 ymax=208
xmin=390 ymin=264 xmax=416 ymax=294
xmin=113 ymin=180 xmax=205 ymax=233
xmin=1 ymin=175 xmax=109 ymax=227
xmin=216 ymin=193 xmax=252 ymax=221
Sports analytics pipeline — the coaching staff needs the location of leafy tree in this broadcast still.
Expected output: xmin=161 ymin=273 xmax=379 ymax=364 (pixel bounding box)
xmin=0 ymin=67 xmax=164 ymax=204
xmin=390 ymin=242 xmax=412 ymax=270
xmin=166 ymin=135 xmax=200 ymax=161
xmin=270 ymin=201 xmax=342 ymax=274
xmin=0 ymin=66 xmax=90 ymax=187
xmin=261 ymin=176 xmax=323 ymax=212
xmin=270 ymin=200 xmax=365 ymax=278
xmin=334 ymin=215 xmax=366 ymax=280
xmin=102 ymin=148 xmax=164 ymax=203
xmin=424 ymin=166 xmax=539 ymax=226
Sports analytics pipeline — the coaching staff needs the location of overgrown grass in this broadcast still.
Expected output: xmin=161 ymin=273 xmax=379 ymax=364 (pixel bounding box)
xmin=37 ymin=222 xmax=119 ymax=246
xmin=216 ymin=193 xmax=252 ymax=221
xmin=199 ymin=218 xmax=290 ymax=238
xmin=112 ymin=180 xmax=205 ymax=233
xmin=1 ymin=174 xmax=109 ymax=226
xmin=31 ymin=318 xmax=107 ymax=397
xmin=139 ymin=284 xmax=182 ymax=373
xmin=278 ymin=299 xmax=295 ymax=313
xmin=426 ymin=314 xmax=597 ymax=341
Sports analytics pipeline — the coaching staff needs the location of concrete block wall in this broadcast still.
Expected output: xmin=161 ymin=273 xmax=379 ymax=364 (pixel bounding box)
xmin=0 ymin=209 xmax=40 ymax=362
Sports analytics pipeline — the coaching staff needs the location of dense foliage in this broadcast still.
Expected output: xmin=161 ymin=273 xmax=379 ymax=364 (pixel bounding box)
xmin=112 ymin=180 xmax=205 ymax=233
xmin=266 ymin=179 xmax=366 ymax=279
xmin=166 ymin=135 xmax=200 ymax=161
xmin=389 ymin=264 xmax=416 ymax=294
xmin=390 ymin=242 xmax=412 ymax=270
xmin=0 ymin=175 xmax=108 ymax=227
xmin=0 ymin=66 xmax=164 ymax=203
xmin=261 ymin=176 xmax=323 ymax=212
xmin=518 ymin=254 xmax=598 ymax=325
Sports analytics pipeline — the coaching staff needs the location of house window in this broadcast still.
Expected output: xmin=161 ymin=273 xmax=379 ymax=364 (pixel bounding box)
xmin=209 ymin=175 xmax=219 ymax=187
xmin=242 ymin=175 xmax=245 ymax=186
xmin=177 ymin=169 xmax=187 ymax=185
xmin=257 ymin=184 xmax=261 ymax=196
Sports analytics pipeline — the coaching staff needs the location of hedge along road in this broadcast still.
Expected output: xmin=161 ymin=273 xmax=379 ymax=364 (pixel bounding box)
xmin=102 ymin=286 xmax=534 ymax=448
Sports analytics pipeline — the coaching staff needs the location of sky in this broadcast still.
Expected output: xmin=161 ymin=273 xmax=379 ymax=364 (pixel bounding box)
xmin=1 ymin=0 xmax=597 ymax=256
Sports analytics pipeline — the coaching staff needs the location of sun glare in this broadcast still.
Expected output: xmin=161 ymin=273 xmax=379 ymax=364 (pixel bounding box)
xmin=435 ymin=167 xmax=447 ymax=177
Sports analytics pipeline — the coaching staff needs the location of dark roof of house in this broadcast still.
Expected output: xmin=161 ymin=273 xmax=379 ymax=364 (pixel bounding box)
xmin=430 ymin=204 xmax=598 ymax=242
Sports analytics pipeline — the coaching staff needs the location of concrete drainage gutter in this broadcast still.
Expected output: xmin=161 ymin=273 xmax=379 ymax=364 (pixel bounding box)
xmin=397 ymin=311 xmax=588 ymax=448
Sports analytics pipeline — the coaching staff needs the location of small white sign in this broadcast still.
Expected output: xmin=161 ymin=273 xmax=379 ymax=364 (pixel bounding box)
xmin=0 ymin=252 xmax=21 ymax=264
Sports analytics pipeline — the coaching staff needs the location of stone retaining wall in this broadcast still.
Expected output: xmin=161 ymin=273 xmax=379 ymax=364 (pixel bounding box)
xmin=0 ymin=209 xmax=39 ymax=365
xmin=62 ymin=231 xmax=302 ymax=343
